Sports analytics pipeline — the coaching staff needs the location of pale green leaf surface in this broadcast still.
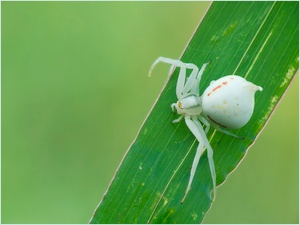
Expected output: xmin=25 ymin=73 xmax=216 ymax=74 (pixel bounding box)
xmin=90 ymin=2 xmax=298 ymax=223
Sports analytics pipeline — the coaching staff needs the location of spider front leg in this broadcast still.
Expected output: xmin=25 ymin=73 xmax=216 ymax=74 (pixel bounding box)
xmin=177 ymin=60 xmax=210 ymax=99
xmin=148 ymin=57 xmax=200 ymax=99
xmin=182 ymin=116 xmax=216 ymax=203
xmin=148 ymin=57 xmax=186 ymax=78
xmin=188 ymin=61 xmax=210 ymax=96
xmin=176 ymin=63 xmax=199 ymax=99
xmin=170 ymin=103 xmax=182 ymax=123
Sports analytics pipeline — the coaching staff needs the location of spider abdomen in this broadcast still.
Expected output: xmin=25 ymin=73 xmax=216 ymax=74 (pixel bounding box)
xmin=202 ymin=75 xmax=262 ymax=130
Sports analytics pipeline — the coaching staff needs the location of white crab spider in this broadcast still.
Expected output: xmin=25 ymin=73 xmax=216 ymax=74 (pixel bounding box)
xmin=148 ymin=57 xmax=262 ymax=203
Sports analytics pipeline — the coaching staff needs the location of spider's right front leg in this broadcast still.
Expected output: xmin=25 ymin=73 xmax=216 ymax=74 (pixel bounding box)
xmin=179 ymin=61 xmax=210 ymax=98
xmin=148 ymin=56 xmax=199 ymax=99
xmin=148 ymin=57 xmax=187 ymax=78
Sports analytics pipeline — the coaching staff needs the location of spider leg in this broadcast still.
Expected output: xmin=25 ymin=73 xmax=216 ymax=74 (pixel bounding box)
xmin=179 ymin=60 xmax=210 ymax=97
xmin=175 ymin=64 xmax=188 ymax=99
xmin=171 ymin=103 xmax=177 ymax=113
xmin=181 ymin=65 xmax=199 ymax=96
xmin=191 ymin=61 xmax=210 ymax=94
xmin=176 ymin=62 xmax=207 ymax=99
xmin=214 ymin=126 xmax=244 ymax=139
xmin=183 ymin=116 xmax=216 ymax=202
xmin=148 ymin=57 xmax=186 ymax=77
xmin=199 ymin=116 xmax=211 ymax=134
xmin=172 ymin=115 xmax=184 ymax=123
xmin=193 ymin=118 xmax=216 ymax=201
xmin=181 ymin=135 xmax=205 ymax=203
xmin=148 ymin=57 xmax=186 ymax=99
xmin=180 ymin=61 xmax=210 ymax=97
xmin=173 ymin=62 xmax=199 ymax=99
xmin=148 ymin=57 xmax=201 ymax=99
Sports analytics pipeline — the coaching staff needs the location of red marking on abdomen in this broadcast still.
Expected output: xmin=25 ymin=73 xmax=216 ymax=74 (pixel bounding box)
xmin=208 ymin=80 xmax=229 ymax=97
xmin=212 ymin=85 xmax=222 ymax=92
xmin=207 ymin=115 xmax=227 ymax=128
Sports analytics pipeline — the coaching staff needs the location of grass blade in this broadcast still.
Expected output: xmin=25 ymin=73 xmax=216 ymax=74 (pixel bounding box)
xmin=90 ymin=2 xmax=298 ymax=223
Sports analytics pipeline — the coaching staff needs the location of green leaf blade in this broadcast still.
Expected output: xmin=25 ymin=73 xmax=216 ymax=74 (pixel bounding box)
xmin=90 ymin=1 xmax=298 ymax=223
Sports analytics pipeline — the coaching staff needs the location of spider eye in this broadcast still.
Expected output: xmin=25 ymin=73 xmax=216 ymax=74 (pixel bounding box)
xmin=178 ymin=101 xmax=183 ymax=109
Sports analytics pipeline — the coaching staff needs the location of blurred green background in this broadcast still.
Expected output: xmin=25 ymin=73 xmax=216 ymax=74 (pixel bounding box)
xmin=2 ymin=2 xmax=298 ymax=224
